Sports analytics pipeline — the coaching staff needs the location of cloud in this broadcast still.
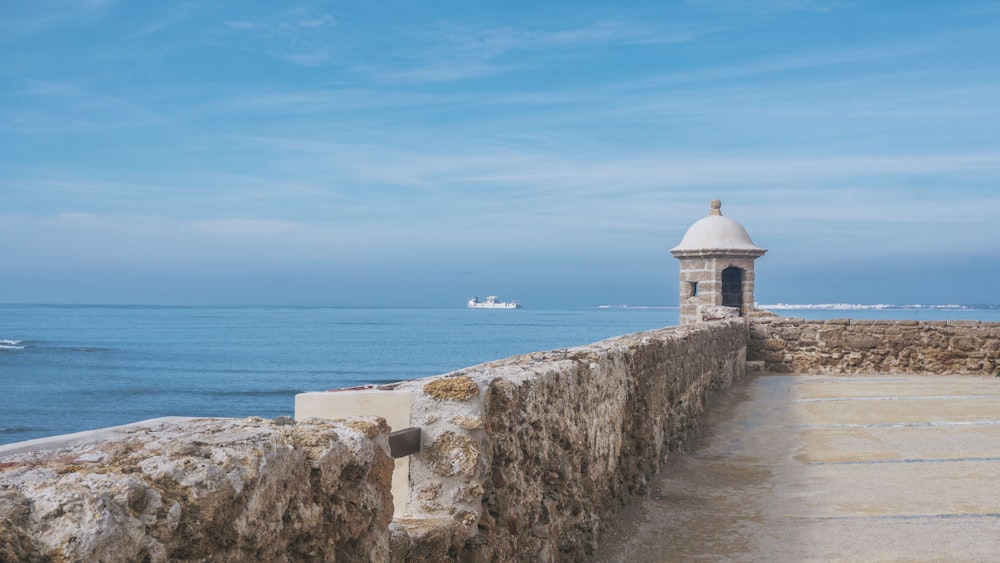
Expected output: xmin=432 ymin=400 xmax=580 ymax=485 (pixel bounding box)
xmin=224 ymin=20 xmax=256 ymax=31
xmin=375 ymin=61 xmax=520 ymax=83
xmin=76 ymin=0 xmax=120 ymax=9
xmin=223 ymin=12 xmax=337 ymax=36
xmin=289 ymin=14 xmax=336 ymax=30
xmin=45 ymin=212 xmax=107 ymax=227
xmin=369 ymin=19 xmax=711 ymax=83
xmin=185 ymin=218 xmax=302 ymax=236
xmin=436 ymin=20 xmax=703 ymax=56
xmin=625 ymin=42 xmax=936 ymax=91
xmin=684 ymin=0 xmax=847 ymax=14
xmin=126 ymin=4 xmax=198 ymax=39
xmin=220 ymin=11 xmax=338 ymax=66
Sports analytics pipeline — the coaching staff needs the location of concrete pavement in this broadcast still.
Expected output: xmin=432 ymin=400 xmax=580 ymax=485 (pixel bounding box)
xmin=592 ymin=374 xmax=1000 ymax=562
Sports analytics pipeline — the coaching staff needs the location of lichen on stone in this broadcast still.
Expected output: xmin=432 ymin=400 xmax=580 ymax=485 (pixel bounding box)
xmin=426 ymin=431 xmax=480 ymax=477
xmin=423 ymin=376 xmax=479 ymax=402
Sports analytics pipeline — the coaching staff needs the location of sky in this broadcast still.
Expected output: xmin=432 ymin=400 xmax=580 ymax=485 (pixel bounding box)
xmin=2 ymin=0 xmax=999 ymax=308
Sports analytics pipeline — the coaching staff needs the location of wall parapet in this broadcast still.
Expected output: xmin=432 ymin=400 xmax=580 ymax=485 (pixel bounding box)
xmin=2 ymin=319 xmax=751 ymax=562
xmin=749 ymin=316 xmax=1000 ymax=374
xmin=390 ymin=318 xmax=749 ymax=561
xmin=0 ymin=417 xmax=394 ymax=562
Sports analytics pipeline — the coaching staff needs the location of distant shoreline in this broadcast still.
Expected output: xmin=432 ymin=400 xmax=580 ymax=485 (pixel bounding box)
xmin=760 ymin=303 xmax=999 ymax=311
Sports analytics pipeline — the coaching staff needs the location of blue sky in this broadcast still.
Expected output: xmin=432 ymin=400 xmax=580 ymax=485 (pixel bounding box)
xmin=2 ymin=0 xmax=999 ymax=307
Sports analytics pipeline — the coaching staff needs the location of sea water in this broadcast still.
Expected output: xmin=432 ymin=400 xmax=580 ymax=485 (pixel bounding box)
xmin=3 ymin=304 xmax=999 ymax=446
xmin=0 ymin=305 xmax=679 ymax=445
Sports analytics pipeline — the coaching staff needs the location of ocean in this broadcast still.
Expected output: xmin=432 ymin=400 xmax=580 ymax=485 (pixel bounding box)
xmin=3 ymin=304 xmax=998 ymax=446
xmin=0 ymin=305 xmax=680 ymax=445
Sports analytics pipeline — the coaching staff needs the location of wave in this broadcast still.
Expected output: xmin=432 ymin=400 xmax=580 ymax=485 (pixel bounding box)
xmin=0 ymin=339 xmax=24 ymax=350
xmin=0 ymin=426 xmax=45 ymax=434
xmin=207 ymin=389 xmax=307 ymax=398
xmin=758 ymin=303 xmax=977 ymax=311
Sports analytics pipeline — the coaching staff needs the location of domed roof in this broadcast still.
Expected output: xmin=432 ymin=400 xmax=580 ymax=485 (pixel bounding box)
xmin=670 ymin=200 xmax=766 ymax=254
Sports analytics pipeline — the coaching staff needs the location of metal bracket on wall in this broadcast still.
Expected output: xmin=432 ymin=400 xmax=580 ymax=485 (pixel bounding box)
xmin=388 ymin=427 xmax=421 ymax=458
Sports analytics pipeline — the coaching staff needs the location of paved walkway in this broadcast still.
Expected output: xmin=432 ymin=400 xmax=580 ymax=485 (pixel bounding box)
xmin=592 ymin=374 xmax=1000 ymax=562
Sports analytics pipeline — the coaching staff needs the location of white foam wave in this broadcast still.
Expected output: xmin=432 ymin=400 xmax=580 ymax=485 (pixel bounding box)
xmin=0 ymin=339 xmax=25 ymax=350
xmin=758 ymin=303 xmax=970 ymax=311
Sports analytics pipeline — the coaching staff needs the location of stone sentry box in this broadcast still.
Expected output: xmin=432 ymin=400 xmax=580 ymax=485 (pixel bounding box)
xmin=671 ymin=200 xmax=767 ymax=325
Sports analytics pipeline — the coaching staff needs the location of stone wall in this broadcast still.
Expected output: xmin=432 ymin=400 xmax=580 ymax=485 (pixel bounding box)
xmin=749 ymin=316 xmax=1000 ymax=374
xmin=392 ymin=318 xmax=749 ymax=561
xmin=1 ymin=319 xmax=751 ymax=562
xmin=0 ymin=417 xmax=394 ymax=562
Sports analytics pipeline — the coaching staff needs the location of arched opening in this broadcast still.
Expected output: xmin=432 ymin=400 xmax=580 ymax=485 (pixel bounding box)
xmin=721 ymin=267 xmax=743 ymax=311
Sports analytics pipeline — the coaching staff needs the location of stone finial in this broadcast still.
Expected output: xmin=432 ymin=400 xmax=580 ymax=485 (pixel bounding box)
xmin=709 ymin=199 xmax=722 ymax=216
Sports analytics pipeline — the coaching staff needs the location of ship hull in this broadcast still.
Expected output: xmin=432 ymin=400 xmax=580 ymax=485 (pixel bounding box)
xmin=467 ymin=296 xmax=521 ymax=309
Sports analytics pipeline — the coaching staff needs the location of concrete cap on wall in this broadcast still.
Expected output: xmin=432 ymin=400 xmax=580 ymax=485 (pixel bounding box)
xmin=670 ymin=199 xmax=767 ymax=255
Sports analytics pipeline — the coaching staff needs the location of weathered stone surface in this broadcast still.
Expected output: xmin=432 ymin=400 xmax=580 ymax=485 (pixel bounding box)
xmin=423 ymin=376 xmax=480 ymax=401
xmin=0 ymin=417 xmax=393 ymax=562
xmin=392 ymin=319 xmax=749 ymax=561
xmin=845 ymin=334 xmax=881 ymax=350
xmin=9 ymin=312 xmax=996 ymax=562
xmin=426 ymin=431 xmax=480 ymax=477
xmin=750 ymin=317 xmax=1000 ymax=375
xmin=757 ymin=338 xmax=786 ymax=352
xmin=448 ymin=415 xmax=483 ymax=430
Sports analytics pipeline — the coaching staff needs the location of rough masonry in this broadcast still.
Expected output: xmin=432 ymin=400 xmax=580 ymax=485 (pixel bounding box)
xmin=391 ymin=318 xmax=748 ymax=561
xmin=0 ymin=417 xmax=394 ymax=562
xmin=749 ymin=316 xmax=1000 ymax=374
xmin=12 ymin=314 xmax=998 ymax=561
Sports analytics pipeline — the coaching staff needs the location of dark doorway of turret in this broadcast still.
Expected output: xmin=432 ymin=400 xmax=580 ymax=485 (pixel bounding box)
xmin=721 ymin=267 xmax=743 ymax=312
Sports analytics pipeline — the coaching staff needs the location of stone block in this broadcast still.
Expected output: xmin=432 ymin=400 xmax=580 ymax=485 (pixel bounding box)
xmin=748 ymin=349 xmax=785 ymax=363
xmin=768 ymin=362 xmax=793 ymax=373
xmin=426 ymin=431 xmax=480 ymax=477
xmin=757 ymin=338 xmax=786 ymax=352
xmin=845 ymin=334 xmax=882 ymax=350
xmin=818 ymin=328 xmax=845 ymax=347
xmin=424 ymin=376 xmax=480 ymax=402
xmin=946 ymin=320 xmax=982 ymax=328
xmin=0 ymin=418 xmax=394 ymax=562
xmin=950 ymin=336 xmax=981 ymax=352
xmin=776 ymin=327 xmax=801 ymax=340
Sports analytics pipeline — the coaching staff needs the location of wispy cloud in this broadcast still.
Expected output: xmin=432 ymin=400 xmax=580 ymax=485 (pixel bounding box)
xmin=126 ymin=4 xmax=198 ymax=39
xmin=43 ymin=212 xmax=107 ymax=228
xmin=76 ymin=0 xmax=120 ymax=9
xmin=0 ymin=11 xmax=78 ymax=43
xmin=221 ymin=11 xmax=338 ymax=66
xmin=369 ymin=19 xmax=713 ymax=83
xmin=0 ymin=0 xmax=123 ymax=42
xmin=685 ymin=0 xmax=847 ymax=15
xmin=232 ymin=134 xmax=1000 ymax=194
xmin=223 ymin=12 xmax=337 ymax=35
xmin=185 ymin=218 xmax=303 ymax=236
xmin=624 ymin=42 xmax=936 ymax=91
xmin=374 ymin=61 xmax=521 ymax=83
xmin=429 ymin=19 xmax=704 ymax=56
